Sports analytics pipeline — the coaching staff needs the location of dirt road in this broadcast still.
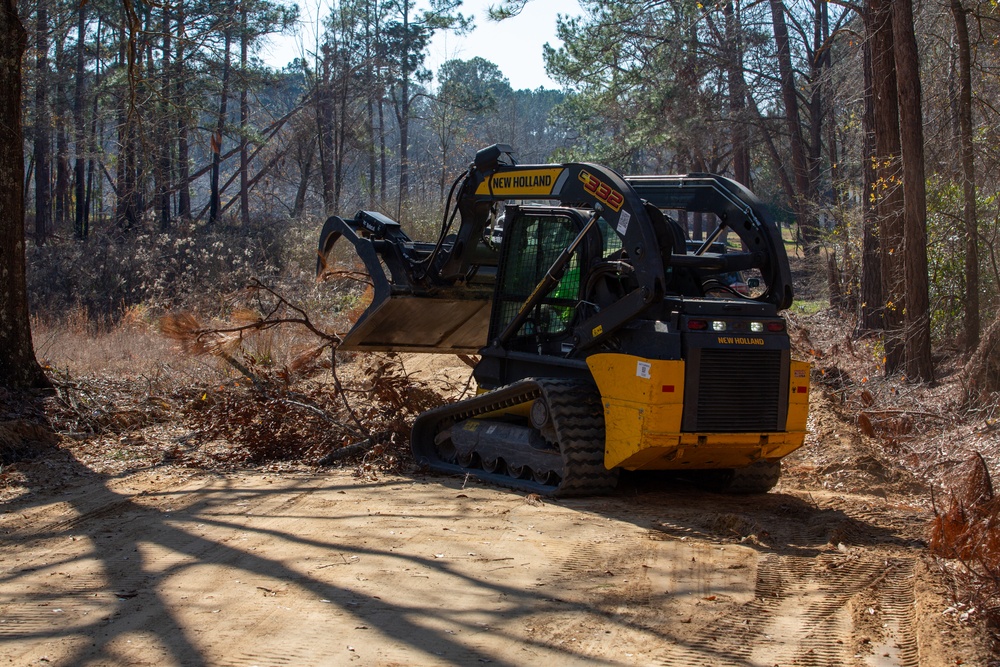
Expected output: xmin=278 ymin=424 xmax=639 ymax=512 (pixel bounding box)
xmin=0 ymin=454 xmax=988 ymax=666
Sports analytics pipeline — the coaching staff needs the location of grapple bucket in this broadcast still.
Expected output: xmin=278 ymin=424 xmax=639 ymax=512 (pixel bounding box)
xmin=317 ymin=214 xmax=494 ymax=354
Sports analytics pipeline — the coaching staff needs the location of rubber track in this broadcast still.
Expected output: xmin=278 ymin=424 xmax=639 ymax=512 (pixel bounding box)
xmin=411 ymin=378 xmax=618 ymax=496
xmin=543 ymin=380 xmax=619 ymax=496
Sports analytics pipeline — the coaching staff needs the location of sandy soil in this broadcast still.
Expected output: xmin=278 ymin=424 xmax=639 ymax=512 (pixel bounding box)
xmin=0 ymin=451 xmax=992 ymax=666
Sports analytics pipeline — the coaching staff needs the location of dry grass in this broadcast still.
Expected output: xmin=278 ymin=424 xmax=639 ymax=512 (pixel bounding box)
xmin=10 ymin=220 xmax=444 ymax=488
xmin=32 ymin=304 xmax=182 ymax=378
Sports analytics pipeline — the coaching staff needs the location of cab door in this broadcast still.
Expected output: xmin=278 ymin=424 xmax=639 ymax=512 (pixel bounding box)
xmin=488 ymin=207 xmax=594 ymax=352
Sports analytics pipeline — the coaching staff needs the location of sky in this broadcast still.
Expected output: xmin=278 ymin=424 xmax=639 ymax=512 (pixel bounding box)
xmin=260 ymin=0 xmax=583 ymax=91
xmin=426 ymin=0 xmax=582 ymax=90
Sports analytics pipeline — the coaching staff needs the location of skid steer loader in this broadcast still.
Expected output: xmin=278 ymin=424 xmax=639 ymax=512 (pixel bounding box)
xmin=317 ymin=144 xmax=809 ymax=495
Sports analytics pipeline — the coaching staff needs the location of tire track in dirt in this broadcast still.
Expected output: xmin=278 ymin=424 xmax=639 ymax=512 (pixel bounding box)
xmin=655 ymin=554 xmax=798 ymax=667
xmin=659 ymin=490 xmax=926 ymax=667
xmin=554 ymin=541 xmax=605 ymax=578
xmin=812 ymin=497 xmax=927 ymax=544
xmin=531 ymin=517 xmax=761 ymax=663
xmin=754 ymin=554 xmax=879 ymax=666
xmin=863 ymin=558 xmax=919 ymax=667
xmin=224 ymin=648 xmax=296 ymax=666
xmin=644 ymin=493 xmax=925 ymax=667
xmin=532 ymin=535 xmax=666 ymax=662
xmin=651 ymin=552 xmax=905 ymax=667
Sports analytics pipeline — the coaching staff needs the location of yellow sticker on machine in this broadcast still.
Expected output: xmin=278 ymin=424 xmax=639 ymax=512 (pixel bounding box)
xmin=475 ymin=168 xmax=564 ymax=197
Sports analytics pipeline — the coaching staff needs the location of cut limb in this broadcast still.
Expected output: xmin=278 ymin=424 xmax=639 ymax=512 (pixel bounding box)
xmin=962 ymin=314 xmax=1000 ymax=404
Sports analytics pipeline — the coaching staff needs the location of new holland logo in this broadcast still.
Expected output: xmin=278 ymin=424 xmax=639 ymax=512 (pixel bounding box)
xmin=475 ymin=168 xmax=563 ymax=197
xmin=495 ymin=174 xmax=552 ymax=188
xmin=717 ymin=336 xmax=766 ymax=346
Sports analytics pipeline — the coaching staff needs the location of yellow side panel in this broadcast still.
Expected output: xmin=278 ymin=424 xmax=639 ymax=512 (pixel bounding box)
xmin=787 ymin=360 xmax=811 ymax=432
xmin=587 ymin=354 xmax=685 ymax=469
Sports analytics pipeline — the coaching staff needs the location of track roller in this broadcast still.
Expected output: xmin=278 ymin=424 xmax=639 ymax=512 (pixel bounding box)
xmin=411 ymin=378 xmax=618 ymax=496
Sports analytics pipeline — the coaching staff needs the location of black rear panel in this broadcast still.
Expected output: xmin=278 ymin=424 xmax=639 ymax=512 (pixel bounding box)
xmin=683 ymin=348 xmax=788 ymax=432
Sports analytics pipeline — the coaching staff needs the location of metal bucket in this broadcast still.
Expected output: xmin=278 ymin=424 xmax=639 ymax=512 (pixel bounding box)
xmin=317 ymin=214 xmax=494 ymax=354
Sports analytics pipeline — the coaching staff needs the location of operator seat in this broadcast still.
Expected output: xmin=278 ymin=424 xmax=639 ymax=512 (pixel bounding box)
xmin=644 ymin=202 xmax=687 ymax=258
xmin=643 ymin=202 xmax=705 ymax=297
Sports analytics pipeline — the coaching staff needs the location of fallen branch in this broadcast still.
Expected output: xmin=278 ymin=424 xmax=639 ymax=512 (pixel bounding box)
xmin=860 ymin=409 xmax=949 ymax=421
xmin=281 ymin=398 xmax=366 ymax=440
xmin=317 ymin=437 xmax=380 ymax=465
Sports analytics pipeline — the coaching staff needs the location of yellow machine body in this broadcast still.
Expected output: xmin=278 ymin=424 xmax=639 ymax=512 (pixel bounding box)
xmin=587 ymin=354 xmax=810 ymax=471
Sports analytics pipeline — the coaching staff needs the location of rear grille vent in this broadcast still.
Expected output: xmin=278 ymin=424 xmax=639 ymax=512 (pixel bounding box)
xmin=692 ymin=349 xmax=784 ymax=432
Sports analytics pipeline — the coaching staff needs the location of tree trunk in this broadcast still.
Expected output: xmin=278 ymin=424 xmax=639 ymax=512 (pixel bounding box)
xmin=378 ymin=97 xmax=386 ymax=206
xmin=951 ymin=0 xmax=979 ymax=355
xmin=54 ymin=29 xmax=69 ymax=233
xmin=73 ymin=0 xmax=87 ymax=239
xmin=367 ymin=92 xmax=377 ymax=206
xmin=822 ymin=3 xmax=851 ymax=310
xmin=34 ymin=0 xmax=50 ymax=246
xmin=292 ymin=138 xmax=313 ymax=218
xmin=724 ymin=1 xmax=750 ymax=187
xmin=769 ymin=0 xmax=817 ymax=250
xmin=807 ymin=0 xmax=828 ymax=212
xmin=85 ymin=16 xmax=102 ymax=235
xmin=209 ymin=29 xmax=232 ymax=226
xmin=364 ymin=1 xmax=377 ymax=207
xmin=748 ymin=91 xmax=796 ymax=206
xmin=396 ymin=0 xmax=411 ymax=217
xmin=692 ymin=212 xmax=704 ymax=241
xmin=858 ymin=31 xmax=883 ymax=332
xmin=892 ymin=0 xmax=934 ymax=382
xmin=827 ymin=251 xmax=844 ymax=309
xmin=114 ymin=9 xmax=138 ymax=231
xmin=0 ymin=0 xmax=48 ymax=388
xmin=137 ymin=13 xmax=152 ymax=218
xmin=316 ymin=70 xmax=335 ymax=213
xmin=239 ymin=2 xmax=250 ymax=226
xmin=175 ymin=1 xmax=190 ymax=219
xmin=868 ymin=0 xmax=905 ymax=374
xmin=157 ymin=3 xmax=172 ymax=231
xmin=334 ymin=57 xmax=351 ymax=211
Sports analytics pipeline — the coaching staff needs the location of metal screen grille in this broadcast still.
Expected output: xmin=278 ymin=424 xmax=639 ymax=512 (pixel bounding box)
xmin=491 ymin=215 xmax=580 ymax=339
xmin=693 ymin=349 xmax=784 ymax=431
